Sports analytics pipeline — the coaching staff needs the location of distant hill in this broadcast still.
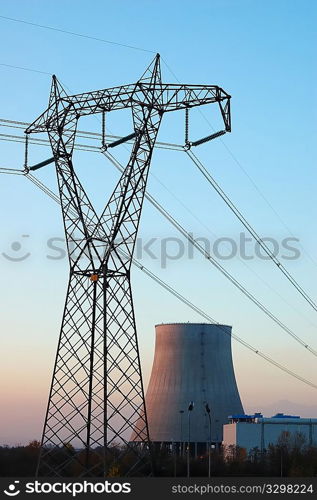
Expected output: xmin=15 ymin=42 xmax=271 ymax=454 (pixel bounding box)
xmin=245 ymin=400 xmax=317 ymax=418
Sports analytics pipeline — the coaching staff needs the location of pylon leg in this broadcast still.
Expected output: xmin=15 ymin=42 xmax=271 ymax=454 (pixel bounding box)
xmin=36 ymin=269 xmax=151 ymax=476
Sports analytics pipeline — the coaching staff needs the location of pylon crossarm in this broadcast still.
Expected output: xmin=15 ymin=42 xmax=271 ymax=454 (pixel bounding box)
xmin=26 ymin=82 xmax=230 ymax=134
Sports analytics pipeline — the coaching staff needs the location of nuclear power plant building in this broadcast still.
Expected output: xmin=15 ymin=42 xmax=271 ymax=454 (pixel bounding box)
xmin=132 ymin=323 xmax=243 ymax=449
xmin=223 ymin=414 xmax=317 ymax=453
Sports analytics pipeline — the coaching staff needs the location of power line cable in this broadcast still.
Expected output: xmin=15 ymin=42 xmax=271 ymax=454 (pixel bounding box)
xmin=198 ymin=109 xmax=317 ymax=267
xmin=1 ymin=13 xmax=313 ymax=271
xmin=0 ymin=169 xmax=24 ymax=175
xmin=160 ymin=59 xmax=317 ymax=269
xmin=1 ymin=49 xmax=315 ymax=385
xmin=130 ymin=257 xmax=317 ymax=390
xmin=0 ymin=131 xmax=180 ymax=153
xmin=0 ymin=166 xmax=24 ymax=173
xmin=186 ymin=149 xmax=317 ymax=313
xmin=1 ymin=118 xmax=315 ymax=327
xmin=149 ymin=162 xmax=317 ymax=329
xmin=1 ymin=119 xmax=315 ymax=327
xmin=2 ymin=58 xmax=313 ymax=273
xmin=5 ymin=39 xmax=313 ymax=278
xmin=0 ymin=119 xmax=183 ymax=151
xmin=0 ymin=15 xmax=156 ymax=54
xmin=160 ymin=60 xmax=317 ymax=315
xmin=103 ymin=150 xmax=317 ymax=357
xmin=26 ymin=173 xmax=61 ymax=203
xmin=2 ymin=167 xmax=315 ymax=391
xmin=0 ymin=62 xmax=51 ymax=75
xmin=1 ymin=75 xmax=315 ymax=349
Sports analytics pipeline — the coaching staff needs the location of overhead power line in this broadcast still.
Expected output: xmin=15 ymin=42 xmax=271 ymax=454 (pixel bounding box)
xmin=0 ymin=131 xmax=180 ymax=153
xmin=186 ymin=149 xmax=317 ymax=314
xmin=0 ymin=62 xmax=51 ymax=75
xmin=0 ymin=168 xmax=24 ymax=175
xmin=103 ymin=150 xmax=317 ymax=358
xmin=1 ymin=119 xmax=316 ymax=347
xmin=199 ymin=117 xmax=317 ymax=269
xmin=150 ymin=176 xmax=317 ymax=331
xmin=1 ymin=118 xmax=316 ymax=328
xmin=2 ymin=11 xmax=314 ymax=273
xmin=1 ymin=167 xmax=315 ymax=391
xmin=130 ymin=256 xmax=317 ymax=391
xmin=2 ymin=118 xmax=314 ymax=308
xmin=2 ymin=122 xmax=315 ymax=333
xmin=2 ymin=48 xmax=314 ymax=275
xmin=159 ymin=56 xmax=317 ymax=270
xmin=0 ymin=15 xmax=155 ymax=54
xmin=26 ymin=173 xmax=60 ymax=203
xmin=0 ymin=118 xmax=183 ymax=151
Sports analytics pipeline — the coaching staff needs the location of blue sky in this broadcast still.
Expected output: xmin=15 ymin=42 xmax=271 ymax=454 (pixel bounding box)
xmin=0 ymin=0 xmax=316 ymax=444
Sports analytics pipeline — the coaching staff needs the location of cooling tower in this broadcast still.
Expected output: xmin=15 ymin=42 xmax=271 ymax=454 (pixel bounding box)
xmin=132 ymin=323 xmax=243 ymax=445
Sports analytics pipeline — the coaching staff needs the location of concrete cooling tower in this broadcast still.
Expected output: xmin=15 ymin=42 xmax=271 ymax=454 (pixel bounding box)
xmin=132 ymin=323 xmax=243 ymax=448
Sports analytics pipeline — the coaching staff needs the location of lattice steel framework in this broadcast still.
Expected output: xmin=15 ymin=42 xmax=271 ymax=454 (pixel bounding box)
xmin=25 ymin=54 xmax=231 ymax=477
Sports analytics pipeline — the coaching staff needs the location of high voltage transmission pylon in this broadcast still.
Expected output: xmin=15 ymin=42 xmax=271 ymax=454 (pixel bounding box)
xmin=25 ymin=54 xmax=231 ymax=477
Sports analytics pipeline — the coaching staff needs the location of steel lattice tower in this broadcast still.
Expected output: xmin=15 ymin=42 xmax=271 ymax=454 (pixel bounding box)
xmin=25 ymin=54 xmax=231 ymax=477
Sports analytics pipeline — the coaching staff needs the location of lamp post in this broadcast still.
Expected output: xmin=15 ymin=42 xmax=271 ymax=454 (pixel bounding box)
xmin=179 ymin=410 xmax=184 ymax=456
xmin=172 ymin=440 xmax=177 ymax=477
xmin=205 ymin=403 xmax=211 ymax=478
xmin=215 ymin=419 xmax=219 ymax=446
xmin=187 ymin=401 xmax=194 ymax=478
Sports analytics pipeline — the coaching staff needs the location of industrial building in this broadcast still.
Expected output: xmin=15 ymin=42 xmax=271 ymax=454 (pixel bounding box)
xmin=223 ymin=413 xmax=317 ymax=453
xmin=132 ymin=323 xmax=244 ymax=454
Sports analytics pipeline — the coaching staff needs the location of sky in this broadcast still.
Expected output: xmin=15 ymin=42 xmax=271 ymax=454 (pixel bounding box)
xmin=0 ymin=0 xmax=316 ymax=445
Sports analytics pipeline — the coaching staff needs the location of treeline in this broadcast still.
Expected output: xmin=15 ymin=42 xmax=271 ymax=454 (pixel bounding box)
xmin=157 ymin=433 xmax=317 ymax=477
xmin=1 ymin=432 xmax=317 ymax=477
xmin=0 ymin=440 xmax=40 ymax=476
